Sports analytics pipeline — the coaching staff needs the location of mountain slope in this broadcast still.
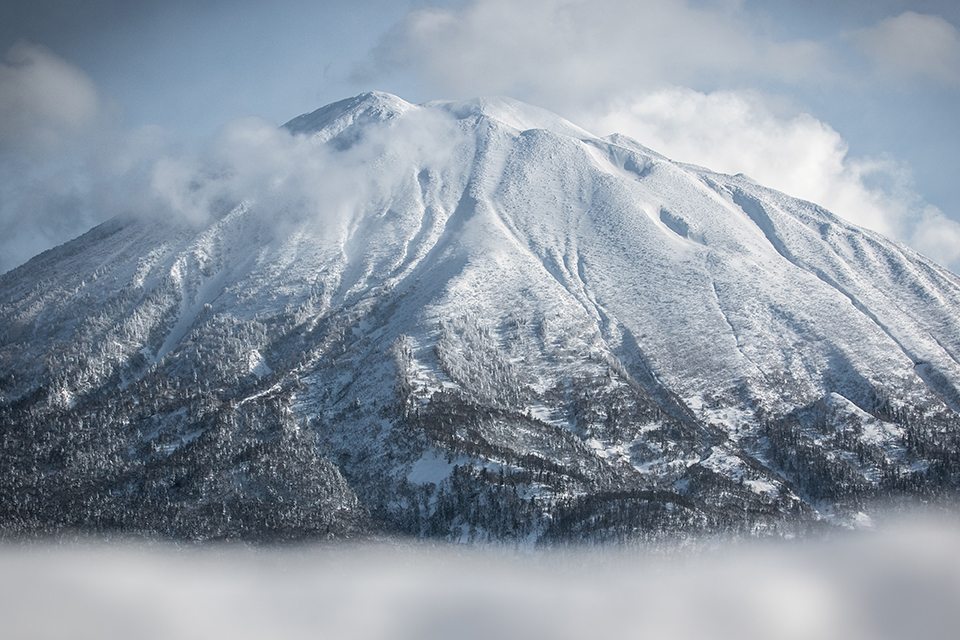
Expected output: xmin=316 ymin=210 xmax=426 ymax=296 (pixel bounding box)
xmin=2 ymin=91 xmax=959 ymax=541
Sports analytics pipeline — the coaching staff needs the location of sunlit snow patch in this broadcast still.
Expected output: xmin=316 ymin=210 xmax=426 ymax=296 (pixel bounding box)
xmin=247 ymin=350 xmax=272 ymax=378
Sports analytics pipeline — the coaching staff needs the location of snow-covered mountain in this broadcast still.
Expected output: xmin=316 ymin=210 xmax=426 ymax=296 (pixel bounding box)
xmin=2 ymin=91 xmax=959 ymax=541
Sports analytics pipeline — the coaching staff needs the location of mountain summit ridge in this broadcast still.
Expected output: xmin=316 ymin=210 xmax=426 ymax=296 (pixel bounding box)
xmin=2 ymin=92 xmax=959 ymax=541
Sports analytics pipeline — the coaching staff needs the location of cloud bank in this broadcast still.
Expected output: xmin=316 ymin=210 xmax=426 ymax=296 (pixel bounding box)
xmin=146 ymin=107 xmax=459 ymax=236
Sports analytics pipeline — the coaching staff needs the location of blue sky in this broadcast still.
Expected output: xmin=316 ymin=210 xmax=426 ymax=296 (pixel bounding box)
xmin=2 ymin=0 xmax=959 ymax=271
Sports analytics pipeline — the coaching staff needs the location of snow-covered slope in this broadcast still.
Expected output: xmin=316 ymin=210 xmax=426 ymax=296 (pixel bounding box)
xmin=2 ymin=91 xmax=959 ymax=541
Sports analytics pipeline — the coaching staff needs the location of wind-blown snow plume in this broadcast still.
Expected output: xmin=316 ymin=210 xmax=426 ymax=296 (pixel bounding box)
xmin=0 ymin=42 xmax=170 ymax=273
xmin=147 ymin=106 xmax=459 ymax=233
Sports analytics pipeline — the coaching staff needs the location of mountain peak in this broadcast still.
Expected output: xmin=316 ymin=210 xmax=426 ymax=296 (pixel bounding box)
xmin=4 ymin=90 xmax=960 ymax=542
xmin=284 ymin=91 xmax=595 ymax=142
xmin=282 ymin=90 xmax=414 ymax=139
xmin=427 ymin=95 xmax=594 ymax=138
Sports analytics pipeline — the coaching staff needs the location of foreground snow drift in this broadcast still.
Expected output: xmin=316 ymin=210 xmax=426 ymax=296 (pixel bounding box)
xmin=2 ymin=516 xmax=960 ymax=640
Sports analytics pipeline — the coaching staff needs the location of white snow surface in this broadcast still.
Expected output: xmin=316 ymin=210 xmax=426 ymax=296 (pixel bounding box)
xmin=6 ymin=90 xmax=960 ymax=412
xmin=2 ymin=90 xmax=960 ymax=502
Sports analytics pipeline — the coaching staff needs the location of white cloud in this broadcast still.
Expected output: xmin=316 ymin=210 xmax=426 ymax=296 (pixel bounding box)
xmin=587 ymin=88 xmax=960 ymax=269
xmin=588 ymin=89 xmax=897 ymax=235
xmin=0 ymin=43 xmax=175 ymax=273
xmin=368 ymin=0 xmax=828 ymax=110
xmin=144 ymin=108 xmax=460 ymax=236
xmin=0 ymin=42 xmax=107 ymax=271
xmin=909 ymin=208 xmax=960 ymax=269
xmin=852 ymin=12 xmax=960 ymax=87
xmin=0 ymin=42 xmax=100 ymax=153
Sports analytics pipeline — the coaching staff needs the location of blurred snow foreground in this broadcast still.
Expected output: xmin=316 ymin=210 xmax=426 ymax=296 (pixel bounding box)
xmin=1 ymin=516 xmax=959 ymax=640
